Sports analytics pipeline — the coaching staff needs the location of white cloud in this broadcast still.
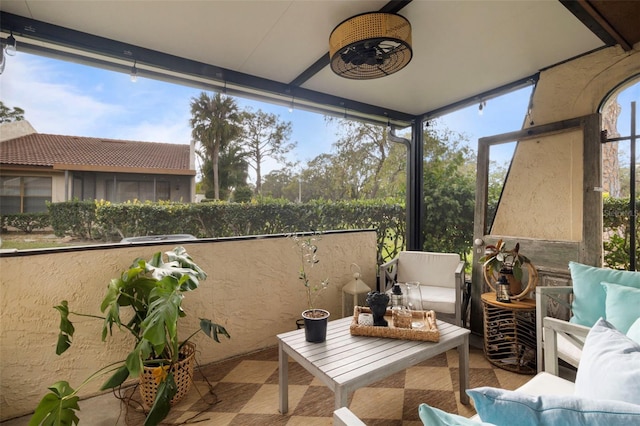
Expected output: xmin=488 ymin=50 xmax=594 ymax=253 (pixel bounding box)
xmin=1 ymin=54 xmax=120 ymax=136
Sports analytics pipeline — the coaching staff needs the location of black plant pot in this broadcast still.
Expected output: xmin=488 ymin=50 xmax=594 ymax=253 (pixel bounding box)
xmin=302 ymin=309 xmax=330 ymax=343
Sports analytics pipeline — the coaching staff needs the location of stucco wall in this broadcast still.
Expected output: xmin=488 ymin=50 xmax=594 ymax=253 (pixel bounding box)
xmin=0 ymin=230 xmax=377 ymax=420
xmin=492 ymin=43 xmax=640 ymax=238
xmin=0 ymin=121 xmax=37 ymax=141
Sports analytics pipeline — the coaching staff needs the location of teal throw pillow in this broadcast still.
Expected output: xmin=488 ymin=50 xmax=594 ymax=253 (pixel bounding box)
xmin=574 ymin=318 xmax=640 ymax=405
xmin=602 ymin=282 xmax=640 ymax=333
xmin=418 ymin=403 xmax=494 ymax=426
xmin=467 ymin=387 xmax=640 ymax=426
xmin=627 ymin=317 xmax=640 ymax=344
xmin=568 ymin=262 xmax=640 ymax=327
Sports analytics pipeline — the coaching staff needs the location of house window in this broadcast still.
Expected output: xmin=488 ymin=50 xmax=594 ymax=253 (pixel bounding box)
xmin=0 ymin=176 xmax=52 ymax=214
xmin=105 ymin=179 xmax=170 ymax=202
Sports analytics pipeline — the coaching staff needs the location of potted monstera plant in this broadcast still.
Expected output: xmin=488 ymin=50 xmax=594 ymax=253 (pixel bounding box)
xmin=30 ymin=246 xmax=230 ymax=426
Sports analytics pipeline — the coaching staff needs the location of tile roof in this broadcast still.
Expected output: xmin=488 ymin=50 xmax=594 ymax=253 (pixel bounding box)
xmin=0 ymin=133 xmax=192 ymax=172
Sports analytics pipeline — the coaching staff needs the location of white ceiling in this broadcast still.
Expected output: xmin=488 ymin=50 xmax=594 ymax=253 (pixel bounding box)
xmin=0 ymin=1 xmax=606 ymax=124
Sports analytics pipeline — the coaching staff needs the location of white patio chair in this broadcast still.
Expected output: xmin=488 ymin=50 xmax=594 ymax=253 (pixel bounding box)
xmin=379 ymin=251 xmax=465 ymax=326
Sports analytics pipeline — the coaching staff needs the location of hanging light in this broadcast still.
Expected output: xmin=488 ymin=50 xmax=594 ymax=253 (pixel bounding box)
xmin=329 ymin=12 xmax=412 ymax=80
xmin=478 ymin=100 xmax=487 ymax=116
xmin=130 ymin=61 xmax=138 ymax=83
xmin=5 ymin=32 xmax=17 ymax=56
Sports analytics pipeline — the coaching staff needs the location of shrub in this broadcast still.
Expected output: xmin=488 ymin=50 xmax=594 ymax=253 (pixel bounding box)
xmin=603 ymin=196 xmax=640 ymax=270
xmin=2 ymin=213 xmax=50 ymax=233
xmin=233 ymin=186 xmax=253 ymax=203
xmin=46 ymin=199 xmax=406 ymax=263
xmin=47 ymin=200 xmax=97 ymax=239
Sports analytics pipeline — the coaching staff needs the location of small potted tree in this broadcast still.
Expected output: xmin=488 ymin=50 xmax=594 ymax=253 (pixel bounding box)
xmin=290 ymin=232 xmax=330 ymax=343
xmin=30 ymin=246 xmax=230 ymax=426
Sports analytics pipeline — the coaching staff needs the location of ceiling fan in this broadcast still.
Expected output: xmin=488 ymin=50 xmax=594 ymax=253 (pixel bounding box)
xmin=329 ymin=12 xmax=413 ymax=80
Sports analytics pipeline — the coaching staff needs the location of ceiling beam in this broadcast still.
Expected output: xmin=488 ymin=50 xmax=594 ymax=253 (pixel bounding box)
xmin=560 ymin=0 xmax=632 ymax=51
xmin=420 ymin=74 xmax=539 ymax=121
xmin=289 ymin=0 xmax=413 ymax=87
xmin=0 ymin=11 xmax=415 ymax=127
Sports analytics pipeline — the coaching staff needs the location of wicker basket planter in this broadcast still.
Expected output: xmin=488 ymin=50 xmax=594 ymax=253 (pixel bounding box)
xmin=139 ymin=342 xmax=196 ymax=408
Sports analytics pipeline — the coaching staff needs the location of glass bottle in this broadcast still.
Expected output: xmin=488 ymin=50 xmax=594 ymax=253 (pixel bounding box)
xmin=405 ymin=281 xmax=424 ymax=328
xmin=390 ymin=283 xmax=404 ymax=310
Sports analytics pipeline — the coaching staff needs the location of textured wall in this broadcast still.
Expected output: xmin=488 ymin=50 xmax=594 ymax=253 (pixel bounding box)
xmin=492 ymin=43 xmax=640 ymax=238
xmin=0 ymin=230 xmax=377 ymax=420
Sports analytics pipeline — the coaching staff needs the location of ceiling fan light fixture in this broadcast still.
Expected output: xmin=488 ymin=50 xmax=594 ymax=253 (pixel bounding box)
xmin=329 ymin=12 xmax=412 ymax=80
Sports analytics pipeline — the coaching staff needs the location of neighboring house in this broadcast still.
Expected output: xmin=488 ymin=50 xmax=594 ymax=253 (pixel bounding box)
xmin=0 ymin=122 xmax=196 ymax=215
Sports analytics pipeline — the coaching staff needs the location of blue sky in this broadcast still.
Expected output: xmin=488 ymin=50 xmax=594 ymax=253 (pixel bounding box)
xmin=1 ymin=52 xmax=638 ymax=178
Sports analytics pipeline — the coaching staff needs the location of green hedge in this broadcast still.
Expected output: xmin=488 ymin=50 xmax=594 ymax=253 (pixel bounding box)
xmin=46 ymin=199 xmax=405 ymax=263
xmin=47 ymin=200 xmax=98 ymax=239
xmin=1 ymin=212 xmax=50 ymax=233
xmin=603 ymin=197 xmax=640 ymax=270
xmin=8 ymin=196 xmax=635 ymax=269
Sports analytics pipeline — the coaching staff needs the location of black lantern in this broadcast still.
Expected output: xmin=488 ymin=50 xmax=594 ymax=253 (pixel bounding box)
xmin=495 ymin=275 xmax=511 ymax=303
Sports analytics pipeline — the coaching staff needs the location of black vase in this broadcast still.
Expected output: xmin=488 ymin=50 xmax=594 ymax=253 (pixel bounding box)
xmin=302 ymin=309 xmax=330 ymax=343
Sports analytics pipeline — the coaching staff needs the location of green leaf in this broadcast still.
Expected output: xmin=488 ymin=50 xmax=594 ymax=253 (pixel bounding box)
xmin=126 ymin=346 xmax=143 ymax=378
xmin=140 ymin=277 xmax=181 ymax=356
xmin=53 ymin=302 xmax=74 ymax=355
xmin=55 ymin=332 xmax=71 ymax=356
xmin=513 ymin=265 xmax=524 ymax=282
xmin=100 ymin=365 xmax=130 ymax=390
xmin=100 ymin=278 xmax=122 ymax=313
xmin=200 ymin=318 xmax=231 ymax=343
xmin=29 ymin=381 xmax=79 ymax=426
xmin=144 ymin=373 xmax=177 ymax=426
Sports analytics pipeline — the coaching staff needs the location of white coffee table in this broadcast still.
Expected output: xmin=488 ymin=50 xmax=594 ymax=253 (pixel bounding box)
xmin=278 ymin=315 xmax=470 ymax=413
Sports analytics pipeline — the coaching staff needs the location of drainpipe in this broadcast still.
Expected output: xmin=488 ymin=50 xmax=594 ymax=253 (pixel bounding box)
xmin=631 ymin=101 xmax=637 ymax=271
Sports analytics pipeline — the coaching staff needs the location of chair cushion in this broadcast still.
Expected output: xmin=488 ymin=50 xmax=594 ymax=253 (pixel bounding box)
xmin=415 ymin=285 xmax=456 ymax=314
xmin=627 ymin=318 xmax=640 ymax=344
xmin=467 ymin=387 xmax=640 ymax=426
xmin=514 ymin=372 xmax=575 ymax=396
xmin=602 ymin=282 xmax=640 ymax=333
xmin=397 ymin=251 xmax=460 ymax=289
xmin=418 ymin=403 xmax=494 ymax=426
xmin=568 ymin=262 xmax=640 ymax=327
xmin=574 ymin=318 xmax=640 ymax=405
xmin=555 ymin=333 xmax=583 ymax=368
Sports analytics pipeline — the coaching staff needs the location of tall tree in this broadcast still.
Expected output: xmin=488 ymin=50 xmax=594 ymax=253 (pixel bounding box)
xmin=261 ymin=169 xmax=300 ymax=201
xmin=190 ymin=92 xmax=242 ymax=200
xmin=198 ymin=142 xmax=249 ymax=200
xmin=240 ymin=108 xmax=295 ymax=195
xmin=421 ymin=125 xmax=476 ymax=260
xmin=0 ymin=101 xmax=25 ymax=123
xmin=327 ymin=118 xmax=394 ymax=199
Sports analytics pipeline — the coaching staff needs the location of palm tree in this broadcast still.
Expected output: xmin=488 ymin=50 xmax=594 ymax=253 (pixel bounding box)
xmin=198 ymin=143 xmax=250 ymax=200
xmin=190 ymin=92 xmax=242 ymax=199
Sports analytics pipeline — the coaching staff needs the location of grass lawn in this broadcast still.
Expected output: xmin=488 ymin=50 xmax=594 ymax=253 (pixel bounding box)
xmin=1 ymin=233 xmax=80 ymax=250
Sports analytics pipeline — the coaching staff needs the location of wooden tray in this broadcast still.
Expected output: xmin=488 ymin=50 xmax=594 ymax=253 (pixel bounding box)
xmin=349 ymin=306 xmax=440 ymax=342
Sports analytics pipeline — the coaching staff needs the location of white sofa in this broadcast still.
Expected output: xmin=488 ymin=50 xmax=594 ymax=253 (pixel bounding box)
xmin=333 ymin=317 xmax=588 ymax=426
xmin=535 ymin=262 xmax=640 ymax=372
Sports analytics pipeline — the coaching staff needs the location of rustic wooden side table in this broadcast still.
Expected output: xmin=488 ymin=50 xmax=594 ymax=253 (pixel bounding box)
xmin=481 ymin=292 xmax=537 ymax=374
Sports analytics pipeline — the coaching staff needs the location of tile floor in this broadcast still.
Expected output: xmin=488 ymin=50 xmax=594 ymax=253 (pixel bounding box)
xmin=2 ymin=344 xmax=534 ymax=426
